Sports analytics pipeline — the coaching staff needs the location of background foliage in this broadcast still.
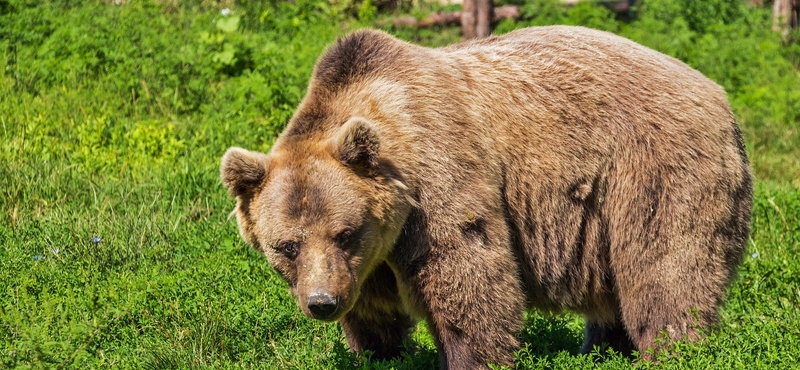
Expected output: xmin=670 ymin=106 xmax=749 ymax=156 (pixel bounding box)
xmin=1 ymin=0 xmax=798 ymax=368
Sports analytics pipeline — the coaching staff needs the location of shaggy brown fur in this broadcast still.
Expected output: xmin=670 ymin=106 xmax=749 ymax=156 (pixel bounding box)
xmin=220 ymin=26 xmax=753 ymax=368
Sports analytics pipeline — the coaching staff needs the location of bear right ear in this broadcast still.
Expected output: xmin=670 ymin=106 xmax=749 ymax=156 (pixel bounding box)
xmin=220 ymin=147 xmax=270 ymax=197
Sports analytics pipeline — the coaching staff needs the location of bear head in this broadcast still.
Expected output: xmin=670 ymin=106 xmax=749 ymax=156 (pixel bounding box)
xmin=221 ymin=117 xmax=414 ymax=321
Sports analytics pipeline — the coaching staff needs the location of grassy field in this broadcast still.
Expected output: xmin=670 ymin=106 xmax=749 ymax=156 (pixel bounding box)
xmin=1 ymin=0 xmax=799 ymax=369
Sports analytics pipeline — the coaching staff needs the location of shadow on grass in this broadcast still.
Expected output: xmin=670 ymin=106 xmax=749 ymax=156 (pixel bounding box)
xmin=140 ymin=302 xmax=596 ymax=370
xmin=331 ymin=314 xmax=587 ymax=369
xmin=329 ymin=337 xmax=439 ymax=370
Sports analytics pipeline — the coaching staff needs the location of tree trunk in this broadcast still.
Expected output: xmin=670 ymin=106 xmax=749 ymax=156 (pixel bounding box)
xmin=462 ymin=0 xmax=493 ymax=39
xmin=462 ymin=0 xmax=477 ymax=39
xmin=476 ymin=0 xmax=493 ymax=38
xmin=773 ymin=0 xmax=799 ymax=36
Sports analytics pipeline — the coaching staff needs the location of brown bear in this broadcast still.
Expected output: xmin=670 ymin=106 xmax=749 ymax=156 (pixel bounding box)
xmin=220 ymin=26 xmax=753 ymax=368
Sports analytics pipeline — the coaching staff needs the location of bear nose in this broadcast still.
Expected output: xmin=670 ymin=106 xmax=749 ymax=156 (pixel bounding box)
xmin=307 ymin=293 xmax=338 ymax=319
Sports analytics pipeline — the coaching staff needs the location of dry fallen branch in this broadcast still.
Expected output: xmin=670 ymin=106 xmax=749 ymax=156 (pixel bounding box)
xmin=392 ymin=5 xmax=518 ymax=28
xmin=391 ymin=1 xmax=632 ymax=28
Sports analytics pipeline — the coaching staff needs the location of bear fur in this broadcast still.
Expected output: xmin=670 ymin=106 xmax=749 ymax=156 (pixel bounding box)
xmin=221 ymin=26 xmax=753 ymax=368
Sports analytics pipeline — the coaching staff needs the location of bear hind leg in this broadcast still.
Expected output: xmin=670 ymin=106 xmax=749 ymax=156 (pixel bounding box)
xmin=614 ymin=275 xmax=721 ymax=360
xmin=609 ymin=183 xmax=736 ymax=360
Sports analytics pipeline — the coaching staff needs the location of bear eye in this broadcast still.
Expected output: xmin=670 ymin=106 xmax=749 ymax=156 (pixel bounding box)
xmin=278 ymin=241 xmax=298 ymax=258
xmin=335 ymin=229 xmax=353 ymax=246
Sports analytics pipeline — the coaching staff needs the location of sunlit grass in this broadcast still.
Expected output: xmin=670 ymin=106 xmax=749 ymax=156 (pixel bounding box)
xmin=1 ymin=0 xmax=799 ymax=369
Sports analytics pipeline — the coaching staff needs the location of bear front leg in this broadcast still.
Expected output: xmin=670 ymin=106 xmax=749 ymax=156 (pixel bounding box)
xmin=581 ymin=319 xmax=636 ymax=357
xmin=423 ymin=248 xmax=524 ymax=369
xmin=399 ymin=216 xmax=525 ymax=369
xmin=339 ymin=262 xmax=414 ymax=361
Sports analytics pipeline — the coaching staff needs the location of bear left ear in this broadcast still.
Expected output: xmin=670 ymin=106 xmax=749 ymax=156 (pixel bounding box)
xmin=333 ymin=117 xmax=381 ymax=175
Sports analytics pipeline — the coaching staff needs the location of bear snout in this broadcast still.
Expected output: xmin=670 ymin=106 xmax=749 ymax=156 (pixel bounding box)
xmin=307 ymin=292 xmax=339 ymax=319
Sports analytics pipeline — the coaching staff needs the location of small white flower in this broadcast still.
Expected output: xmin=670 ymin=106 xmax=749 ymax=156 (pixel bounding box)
xmin=221 ymin=8 xmax=231 ymax=16
xmin=115 ymin=0 xmax=121 ymax=4
xmin=751 ymin=253 xmax=758 ymax=258
xmin=52 ymin=248 xmax=59 ymax=254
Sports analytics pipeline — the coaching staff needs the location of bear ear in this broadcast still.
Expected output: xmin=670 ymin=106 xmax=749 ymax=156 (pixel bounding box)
xmin=220 ymin=147 xmax=270 ymax=197
xmin=333 ymin=117 xmax=381 ymax=175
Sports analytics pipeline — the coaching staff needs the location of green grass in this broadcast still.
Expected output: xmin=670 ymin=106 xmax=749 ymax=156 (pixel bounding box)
xmin=1 ymin=0 xmax=799 ymax=369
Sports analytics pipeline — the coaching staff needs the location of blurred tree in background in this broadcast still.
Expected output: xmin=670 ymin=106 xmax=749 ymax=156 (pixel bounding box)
xmin=772 ymin=0 xmax=799 ymax=35
xmin=462 ymin=0 xmax=493 ymax=38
